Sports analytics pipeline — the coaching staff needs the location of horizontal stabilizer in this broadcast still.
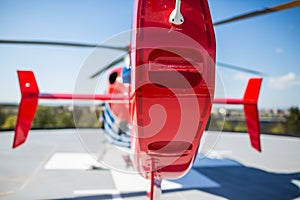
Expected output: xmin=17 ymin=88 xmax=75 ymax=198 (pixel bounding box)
xmin=13 ymin=70 xmax=130 ymax=148
xmin=213 ymin=78 xmax=263 ymax=152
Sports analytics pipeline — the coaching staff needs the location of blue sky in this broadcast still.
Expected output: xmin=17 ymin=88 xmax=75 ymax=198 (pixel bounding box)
xmin=0 ymin=0 xmax=300 ymax=109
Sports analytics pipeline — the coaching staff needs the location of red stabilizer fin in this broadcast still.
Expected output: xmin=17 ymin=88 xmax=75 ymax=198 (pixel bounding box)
xmin=13 ymin=71 xmax=39 ymax=148
xmin=243 ymin=78 xmax=262 ymax=152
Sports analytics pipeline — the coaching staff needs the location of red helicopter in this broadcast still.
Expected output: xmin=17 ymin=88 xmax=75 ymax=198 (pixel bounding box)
xmin=2 ymin=0 xmax=300 ymax=199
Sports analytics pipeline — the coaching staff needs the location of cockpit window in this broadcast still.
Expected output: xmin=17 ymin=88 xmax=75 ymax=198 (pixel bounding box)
xmin=109 ymin=72 xmax=118 ymax=84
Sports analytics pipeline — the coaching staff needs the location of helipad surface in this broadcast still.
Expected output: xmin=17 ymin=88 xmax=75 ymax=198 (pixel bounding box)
xmin=0 ymin=129 xmax=299 ymax=200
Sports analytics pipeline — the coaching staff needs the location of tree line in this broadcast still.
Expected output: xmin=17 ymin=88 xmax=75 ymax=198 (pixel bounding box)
xmin=207 ymin=107 xmax=300 ymax=134
xmin=0 ymin=105 xmax=299 ymax=135
xmin=0 ymin=105 xmax=101 ymax=130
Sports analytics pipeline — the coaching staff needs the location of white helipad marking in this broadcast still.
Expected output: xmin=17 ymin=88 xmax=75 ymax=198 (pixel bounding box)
xmin=163 ymin=169 xmax=220 ymax=189
xmin=207 ymin=150 xmax=232 ymax=159
xmin=110 ymin=168 xmax=219 ymax=192
xmin=110 ymin=170 xmax=148 ymax=192
xmin=44 ymin=153 xmax=108 ymax=170
xmin=292 ymin=179 xmax=300 ymax=188
xmin=194 ymin=150 xmax=241 ymax=168
xmin=74 ymin=190 xmax=123 ymax=200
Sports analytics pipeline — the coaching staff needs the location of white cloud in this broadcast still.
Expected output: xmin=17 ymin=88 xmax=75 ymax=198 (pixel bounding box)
xmin=268 ymin=72 xmax=300 ymax=89
xmin=275 ymin=48 xmax=283 ymax=54
xmin=289 ymin=24 xmax=295 ymax=30
xmin=234 ymin=73 xmax=258 ymax=81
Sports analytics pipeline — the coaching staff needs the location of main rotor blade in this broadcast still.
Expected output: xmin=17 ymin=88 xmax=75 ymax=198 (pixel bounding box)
xmin=90 ymin=54 xmax=127 ymax=79
xmin=0 ymin=39 xmax=129 ymax=51
xmin=217 ymin=62 xmax=266 ymax=76
xmin=214 ymin=0 xmax=300 ymax=26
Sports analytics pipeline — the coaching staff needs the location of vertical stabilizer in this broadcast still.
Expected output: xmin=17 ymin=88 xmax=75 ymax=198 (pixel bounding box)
xmin=13 ymin=71 xmax=39 ymax=148
xmin=243 ymin=78 xmax=262 ymax=152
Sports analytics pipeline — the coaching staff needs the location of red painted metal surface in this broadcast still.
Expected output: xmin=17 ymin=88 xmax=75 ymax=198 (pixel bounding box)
xmin=13 ymin=71 xmax=129 ymax=148
xmin=38 ymin=93 xmax=128 ymax=101
xmin=107 ymin=68 xmax=130 ymax=122
xmin=13 ymin=71 xmax=39 ymax=148
xmin=130 ymin=0 xmax=216 ymax=179
xmin=243 ymin=78 xmax=263 ymax=152
xmin=13 ymin=3 xmax=263 ymax=194
xmin=214 ymin=78 xmax=263 ymax=152
xmin=213 ymin=98 xmax=245 ymax=105
xmin=149 ymin=162 xmax=155 ymax=200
